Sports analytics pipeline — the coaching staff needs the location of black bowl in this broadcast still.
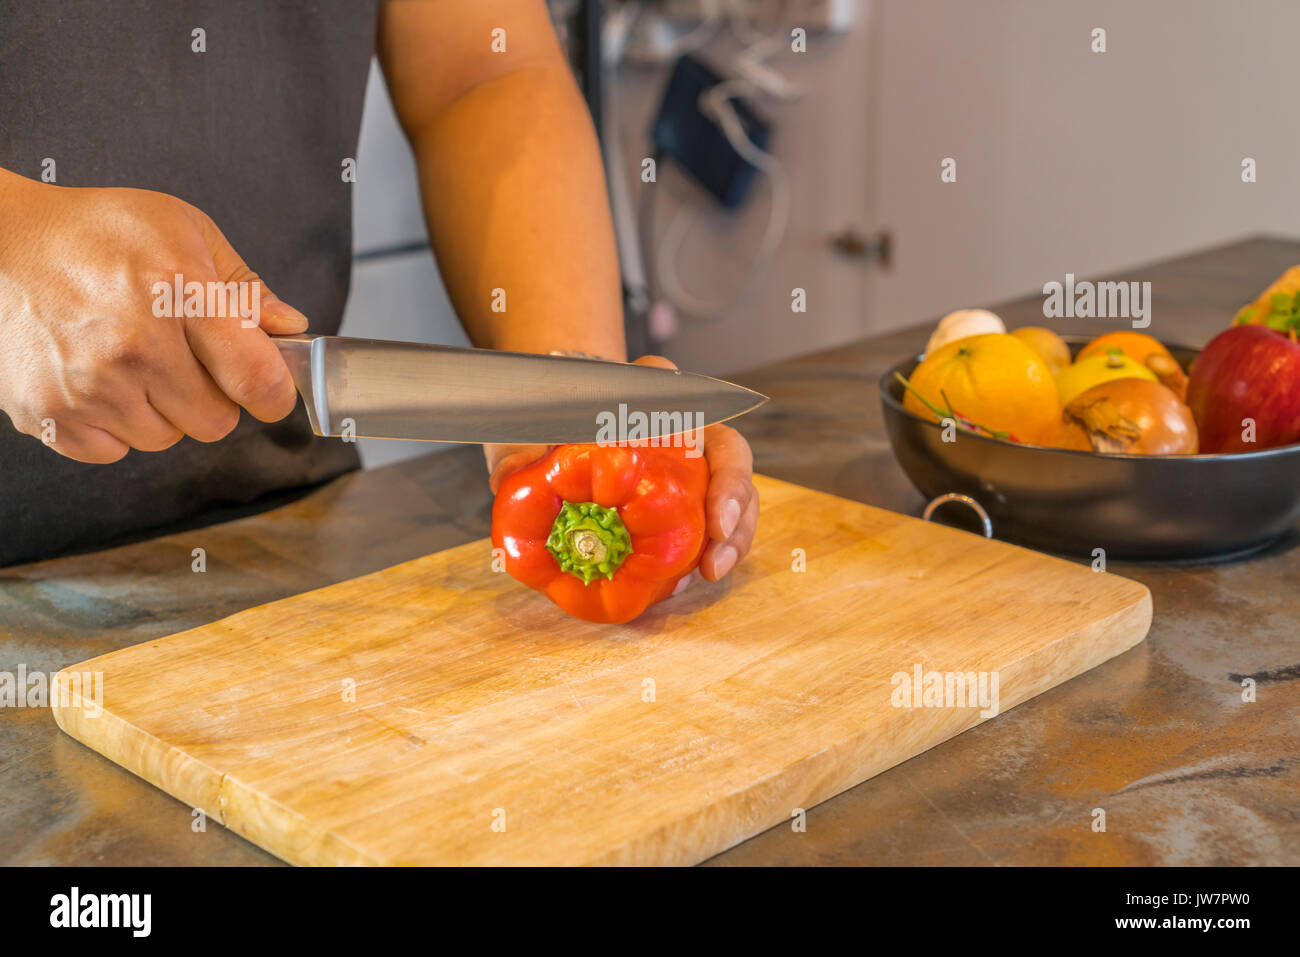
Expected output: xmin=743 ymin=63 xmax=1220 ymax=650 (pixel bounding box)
xmin=880 ymin=338 xmax=1300 ymax=561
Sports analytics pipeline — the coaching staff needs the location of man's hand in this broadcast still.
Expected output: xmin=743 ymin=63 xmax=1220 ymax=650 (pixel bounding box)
xmin=0 ymin=171 xmax=308 ymax=463
xmin=485 ymin=355 xmax=759 ymax=585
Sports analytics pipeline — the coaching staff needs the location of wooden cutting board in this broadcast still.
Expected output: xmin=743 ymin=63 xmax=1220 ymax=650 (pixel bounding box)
xmin=53 ymin=475 xmax=1151 ymax=866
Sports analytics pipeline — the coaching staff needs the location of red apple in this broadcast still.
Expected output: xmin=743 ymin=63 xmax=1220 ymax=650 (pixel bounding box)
xmin=1186 ymin=324 xmax=1300 ymax=453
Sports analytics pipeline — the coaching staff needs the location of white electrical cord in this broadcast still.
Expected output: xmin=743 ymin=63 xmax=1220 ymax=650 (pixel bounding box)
xmin=601 ymin=2 xmax=652 ymax=316
xmin=605 ymin=0 xmax=804 ymax=323
xmin=655 ymin=79 xmax=790 ymax=318
xmin=725 ymin=0 xmax=804 ymax=101
xmin=622 ymin=2 xmax=723 ymax=64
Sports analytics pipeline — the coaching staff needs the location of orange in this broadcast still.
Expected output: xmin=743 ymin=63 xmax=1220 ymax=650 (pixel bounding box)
xmin=1010 ymin=326 xmax=1071 ymax=375
xmin=1076 ymin=331 xmax=1173 ymax=366
xmin=902 ymin=333 xmax=1062 ymax=445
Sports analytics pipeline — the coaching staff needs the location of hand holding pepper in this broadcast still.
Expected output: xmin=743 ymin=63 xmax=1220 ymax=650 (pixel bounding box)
xmin=485 ymin=355 xmax=759 ymax=614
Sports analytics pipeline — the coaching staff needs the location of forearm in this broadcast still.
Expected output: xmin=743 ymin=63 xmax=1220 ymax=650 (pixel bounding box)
xmin=409 ymin=63 xmax=627 ymax=361
xmin=0 ymin=167 xmax=45 ymax=259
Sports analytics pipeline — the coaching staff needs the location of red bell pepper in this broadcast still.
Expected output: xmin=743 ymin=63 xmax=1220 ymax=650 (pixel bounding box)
xmin=491 ymin=443 xmax=710 ymax=624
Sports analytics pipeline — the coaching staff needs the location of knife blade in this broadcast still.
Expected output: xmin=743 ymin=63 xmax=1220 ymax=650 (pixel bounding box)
xmin=272 ymin=335 xmax=767 ymax=444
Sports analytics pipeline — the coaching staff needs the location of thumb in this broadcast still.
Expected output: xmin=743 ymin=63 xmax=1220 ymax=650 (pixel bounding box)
xmin=632 ymin=354 xmax=678 ymax=371
xmin=253 ymin=290 xmax=311 ymax=336
xmin=485 ymin=443 xmax=553 ymax=495
xmin=195 ymin=210 xmax=309 ymax=335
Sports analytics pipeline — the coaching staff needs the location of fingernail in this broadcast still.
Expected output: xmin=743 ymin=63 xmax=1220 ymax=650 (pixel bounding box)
xmin=713 ymin=545 xmax=737 ymax=578
xmin=264 ymin=305 xmax=308 ymax=331
xmin=719 ymin=498 xmax=741 ymax=539
xmin=672 ymin=574 xmax=694 ymax=596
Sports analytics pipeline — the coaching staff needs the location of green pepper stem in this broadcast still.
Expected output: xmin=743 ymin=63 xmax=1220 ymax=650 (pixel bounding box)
xmin=546 ymin=502 xmax=633 ymax=584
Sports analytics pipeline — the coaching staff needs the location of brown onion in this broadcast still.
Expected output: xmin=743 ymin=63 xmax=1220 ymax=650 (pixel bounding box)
xmin=1061 ymin=378 xmax=1199 ymax=454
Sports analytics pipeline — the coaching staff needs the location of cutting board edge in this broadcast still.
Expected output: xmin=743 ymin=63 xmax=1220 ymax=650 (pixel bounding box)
xmin=52 ymin=669 xmax=227 ymax=827
xmin=51 ymin=669 xmax=382 ymax=867
xmin=217 ymin=775 xmax=381 ymax=866
xmin=753 ymin=474 xmax=1158 ymax=605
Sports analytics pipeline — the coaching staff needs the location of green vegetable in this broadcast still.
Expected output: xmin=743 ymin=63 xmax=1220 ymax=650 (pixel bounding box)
xmin=545 ymin=501 xmax=634 ymax=584
xmin=1235 ymin=290 xmax=1300 ymax=332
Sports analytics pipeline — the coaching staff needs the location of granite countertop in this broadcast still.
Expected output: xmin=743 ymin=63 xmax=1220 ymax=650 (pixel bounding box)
xmin=3 ymin=236 xmax=1297 ymax=865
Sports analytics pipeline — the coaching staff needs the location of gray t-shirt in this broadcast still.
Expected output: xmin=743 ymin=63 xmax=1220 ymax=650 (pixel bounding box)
xmin=0 ymin=0 xmax=381 ymax=566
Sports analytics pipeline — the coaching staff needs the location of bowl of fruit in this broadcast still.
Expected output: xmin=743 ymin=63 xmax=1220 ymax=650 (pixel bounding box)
xmin=879 ymin=275 xmax=1300 ymax=562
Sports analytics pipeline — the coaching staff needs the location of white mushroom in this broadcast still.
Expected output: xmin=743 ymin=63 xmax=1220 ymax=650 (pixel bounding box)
xmin=924 ymin=309 xmax=1006 ymax=357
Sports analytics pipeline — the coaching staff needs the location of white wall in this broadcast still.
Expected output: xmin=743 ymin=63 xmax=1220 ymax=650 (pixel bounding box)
xmin=872 ymin=0 xmax=1300 ymax=336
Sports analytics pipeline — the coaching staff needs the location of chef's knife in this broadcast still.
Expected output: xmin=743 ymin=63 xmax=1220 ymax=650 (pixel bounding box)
xmin=272 ymin=334 xmax=766 ymax=444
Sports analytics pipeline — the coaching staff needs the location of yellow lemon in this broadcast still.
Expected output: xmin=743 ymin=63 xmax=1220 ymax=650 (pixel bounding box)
xmin=1055 ymin=349 xmax=1157 ymax=405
